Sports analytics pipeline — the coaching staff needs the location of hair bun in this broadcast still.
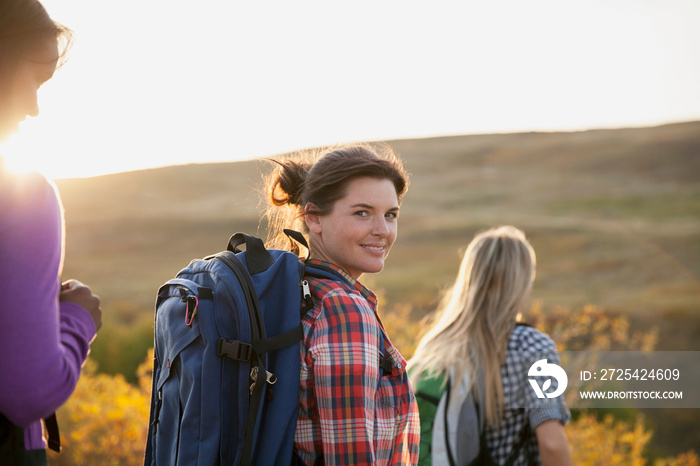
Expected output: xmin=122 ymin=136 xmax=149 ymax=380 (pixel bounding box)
xmin=270 ymin=159 xmax=309 ymax=207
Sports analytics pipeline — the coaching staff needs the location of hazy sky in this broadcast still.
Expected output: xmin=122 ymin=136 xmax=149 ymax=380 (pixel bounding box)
xmin=3 ymin=0 xmax=700 ymax=178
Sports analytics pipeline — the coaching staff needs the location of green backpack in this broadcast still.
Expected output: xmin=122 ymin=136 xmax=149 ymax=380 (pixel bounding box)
xmin=412 ymin=371 xmax=449 ymax=466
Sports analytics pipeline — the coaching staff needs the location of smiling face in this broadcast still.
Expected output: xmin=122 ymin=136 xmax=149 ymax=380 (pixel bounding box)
xmin=0 ymin=37 xmax=58 ymax=141
xmin=306 ymin=176 xmax=400 ymax=280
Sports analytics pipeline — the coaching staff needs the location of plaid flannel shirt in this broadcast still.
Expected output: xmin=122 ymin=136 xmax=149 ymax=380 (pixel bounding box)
xmin=484 ymin=324 xmax=571 ymax=465
xmin=294 ymin=260 xmax=420 ymax=466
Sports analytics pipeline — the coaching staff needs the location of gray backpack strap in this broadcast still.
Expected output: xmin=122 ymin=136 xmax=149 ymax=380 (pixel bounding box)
xmin=443 ymin=378 xmax=457 ymax=466
xmin=456 ymin=374 xmax=488 ymax=465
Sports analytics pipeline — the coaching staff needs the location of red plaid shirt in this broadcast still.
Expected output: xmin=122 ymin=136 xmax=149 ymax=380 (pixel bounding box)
xmin=294 ymin=260 xmax=420 ymax=465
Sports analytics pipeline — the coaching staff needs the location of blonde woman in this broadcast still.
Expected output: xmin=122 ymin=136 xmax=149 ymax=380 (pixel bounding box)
xmin=408 ymin=226 xmax=571 ymax=466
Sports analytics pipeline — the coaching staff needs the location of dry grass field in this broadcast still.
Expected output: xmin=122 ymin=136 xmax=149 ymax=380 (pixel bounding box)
xmin=57 ymin=120 xmax=699 ymax=329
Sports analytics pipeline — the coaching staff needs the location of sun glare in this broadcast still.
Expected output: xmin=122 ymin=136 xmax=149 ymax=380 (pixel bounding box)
xmin=1 ymin=138 xmax=46 ymax=178
xmin=0 ymin=108 xmax=101 ymax=180
xmin=0 ymin=128 xmax=60 ymax=178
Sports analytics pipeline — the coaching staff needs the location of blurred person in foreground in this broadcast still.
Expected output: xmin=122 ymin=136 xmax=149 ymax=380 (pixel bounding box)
xmin=0 ymin=0 xmax=102 ymax=464
xmin=409 ymin=226 xmax=571 ymax=465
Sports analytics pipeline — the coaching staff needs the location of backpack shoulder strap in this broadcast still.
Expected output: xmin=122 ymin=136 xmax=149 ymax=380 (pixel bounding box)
xmin=303 ymin=262 xmax=345 ymax=283
xmin=44 ymin=413 xmax=61 ymax=453
xmin=443 ymin=379 xmax=457 ymax=466
xmin=378 ymin=336 xmax=392 ymax=378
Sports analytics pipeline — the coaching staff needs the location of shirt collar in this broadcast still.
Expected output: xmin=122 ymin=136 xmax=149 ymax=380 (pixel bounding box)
xmin=306 ymin=259 xmax=377 ymax=307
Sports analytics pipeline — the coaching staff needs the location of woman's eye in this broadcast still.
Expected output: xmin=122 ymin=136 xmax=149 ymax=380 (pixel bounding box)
xmin=355 ymin=211 xmax=369 ymax=217
xmin=386 ymin=212 xmax=398 ymax=220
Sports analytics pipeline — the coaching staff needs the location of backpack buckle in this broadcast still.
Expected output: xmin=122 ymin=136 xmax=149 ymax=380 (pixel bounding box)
xmin=379 ymin=351 xmax=393 ymax=376
xmin=217 ymin=339 xmax=253 ymax=361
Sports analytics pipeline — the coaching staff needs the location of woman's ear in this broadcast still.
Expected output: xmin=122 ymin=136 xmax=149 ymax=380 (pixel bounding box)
xmin=305 ymin=203 xmax=323 ymax=234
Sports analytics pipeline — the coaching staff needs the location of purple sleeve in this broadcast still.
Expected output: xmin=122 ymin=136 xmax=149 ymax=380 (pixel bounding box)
xmin=0 ymin=173 xmax=96 ymax=427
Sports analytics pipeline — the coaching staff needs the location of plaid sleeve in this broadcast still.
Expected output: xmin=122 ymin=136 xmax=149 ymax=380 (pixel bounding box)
xmin=488 ymin=325 xmax=571 ymax=464
xmin=526 ymin=347 xmax=571 ymax=429
xmin=302 ymin=288 xmax=383 ymax=465
xmin=515 ymin=327 xmax=571 ymax=429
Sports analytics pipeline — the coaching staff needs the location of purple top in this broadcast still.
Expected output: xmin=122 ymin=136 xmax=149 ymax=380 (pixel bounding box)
xmin=0 ymin=169 xmax=96 ymax=450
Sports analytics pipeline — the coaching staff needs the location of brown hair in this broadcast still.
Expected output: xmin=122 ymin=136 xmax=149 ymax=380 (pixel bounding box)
xmin=263 ymin=144 xmax=409 ymax=254
xmin=0 ymin=0 xmax=73 ymax=80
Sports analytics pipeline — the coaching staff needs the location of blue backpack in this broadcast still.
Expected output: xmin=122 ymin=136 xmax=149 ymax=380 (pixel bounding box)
xmin=144 ymin=230 xmax=313 ymax=466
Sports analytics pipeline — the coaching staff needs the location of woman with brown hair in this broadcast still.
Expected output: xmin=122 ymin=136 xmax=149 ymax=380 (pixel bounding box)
xmin=264 ymin=145 xmax=420 ymax=465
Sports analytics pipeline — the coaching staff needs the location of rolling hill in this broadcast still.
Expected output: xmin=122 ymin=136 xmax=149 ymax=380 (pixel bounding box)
xmin=56 ymin=121 xmax=700 ymax=338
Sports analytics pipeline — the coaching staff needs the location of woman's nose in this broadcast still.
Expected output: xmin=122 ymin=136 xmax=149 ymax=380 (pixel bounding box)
xmin=373 ymin=217 xmax=390 ymax=236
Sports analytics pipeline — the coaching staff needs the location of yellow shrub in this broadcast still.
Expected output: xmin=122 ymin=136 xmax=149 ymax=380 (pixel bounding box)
xmin=567 ymin=414 xmax=651 ymax=466
xmin=48 ymin=353 xmax=152 ymax=466
xmin=47 ymin=307 xmax=694 ymax=465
